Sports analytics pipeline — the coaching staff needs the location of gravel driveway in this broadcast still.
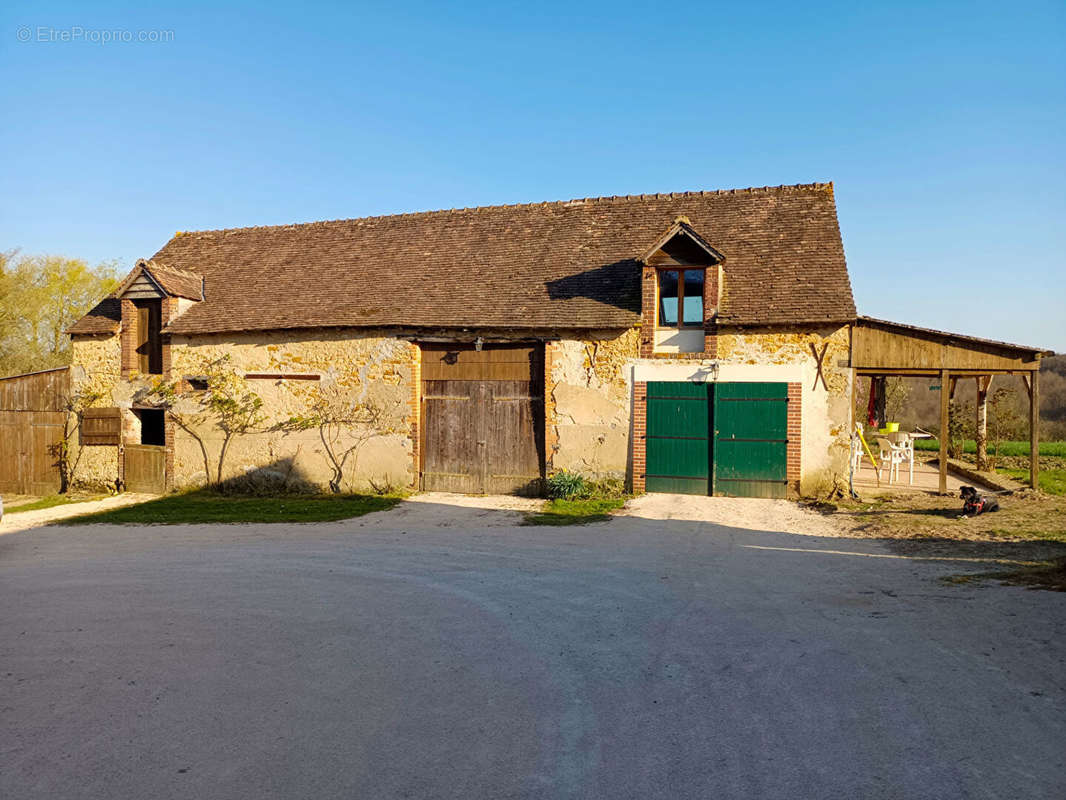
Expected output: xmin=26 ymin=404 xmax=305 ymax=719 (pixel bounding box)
xmin=2 ymin=496 xmax=1063 ymax=799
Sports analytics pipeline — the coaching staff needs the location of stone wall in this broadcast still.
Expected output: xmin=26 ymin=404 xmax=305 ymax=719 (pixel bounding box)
xmin=547 ymin=329 xmax=639 ymax=480
xmin=167 ymin=329 xmax=416 ymax=491
xmin=69 ymin=322 xmax=853 ymax=497
xmin=69 ymin=334 xmax=122 ymax=491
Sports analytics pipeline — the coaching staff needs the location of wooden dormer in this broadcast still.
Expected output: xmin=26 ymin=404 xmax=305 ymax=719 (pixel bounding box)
xmin=639 ymin=218 xmax=724 ymax=358
xmin=639 ymin=217 xmax=725 ymax=267
xmin=115 ymin=260 xmax=204 ymax=378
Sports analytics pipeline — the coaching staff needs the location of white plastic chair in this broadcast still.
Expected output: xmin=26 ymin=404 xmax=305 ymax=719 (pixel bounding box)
xmin=850 ymin=431 xmax=864 ymax=474
xmin=887 ymin=431 xmax=916 ymax=485
xmin=875 ymin=437 xmax=907 ymax=484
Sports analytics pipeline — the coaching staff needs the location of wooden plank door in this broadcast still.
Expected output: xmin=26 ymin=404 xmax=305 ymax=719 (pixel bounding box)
xmin=484 ymin=379 xmax=544 ymax=496
xmin=421 ymin=344 xmax=544 ymax=495
xmin=713 ymin=382 xmax=789 ymax=498
xmin=645 ymin=381 xmax=711 ymax=495
xmin=28 ymin=414 xmax=64 ymax=496
xmin=0 ymin=411 xmax=26 ymax=494
xmin=125 ymin=444 xmax=166 ymax=494
xmin=422 ymin=380 xmax=483 ymax=493
xmin=0 ymin=411 xmax=64 ymax=495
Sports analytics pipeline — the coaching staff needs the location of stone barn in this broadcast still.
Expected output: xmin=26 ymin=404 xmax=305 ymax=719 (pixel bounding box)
xmin=65 ymin=182 xmax=1031 ymax=498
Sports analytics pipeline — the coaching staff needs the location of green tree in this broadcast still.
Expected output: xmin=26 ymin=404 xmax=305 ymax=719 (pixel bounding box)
xmin=0 ymin=250 xmax=120 ymax=377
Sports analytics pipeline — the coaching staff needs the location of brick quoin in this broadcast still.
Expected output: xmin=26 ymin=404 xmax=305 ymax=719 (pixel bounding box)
xmin=409 ymin=341 xmax=421 ymax=490
xmin=631 ymin=381 xmax=648 ymax=493
xmin=543 ymin=341 xmax=557 ymax=473
xmin=786 ymin=382 xmax=802 ymax=494
xmin=161 ymin=296 xmax=179 ymax=379
xmin=120 ymin=298 xmax=137 ymax=378
xmin=164 ymin=414 xmax=176 ymax=491
xmin=639 ymin=267 xmax=656 ymax=358
xmin=702 ymin=265 xmax=719 ymax=357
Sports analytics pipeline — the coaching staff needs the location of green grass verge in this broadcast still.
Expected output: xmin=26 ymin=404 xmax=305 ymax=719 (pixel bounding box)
xmin=61 ymin=490 xmax=401 ymax=525
xmin=997 ymin=468 xmax=1066 ymax=496
xmin=4 ymin=494 xmax=104 ymax=515
xmin=524 ymin=497 xmax=626 ymax=526
xmin=913 ymin=439 xmax=1066 ymax=457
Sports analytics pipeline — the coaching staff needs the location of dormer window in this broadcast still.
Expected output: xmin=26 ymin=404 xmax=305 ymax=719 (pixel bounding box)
xmin=114 ymin=259 xmax=204 ymax=379
xmin=640 ymin=218 xmax=723 ymax=355
xmin=657 ymin=269 xmax=704 ymax=328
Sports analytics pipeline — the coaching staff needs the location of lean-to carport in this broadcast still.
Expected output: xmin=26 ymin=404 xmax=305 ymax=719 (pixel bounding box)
xmin=849 ymin=317 xmax=1053 ymax=493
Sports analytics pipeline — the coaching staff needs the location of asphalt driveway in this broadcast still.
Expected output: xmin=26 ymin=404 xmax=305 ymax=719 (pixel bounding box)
xmin=2 ymin=497 xmax=1063 ymax=799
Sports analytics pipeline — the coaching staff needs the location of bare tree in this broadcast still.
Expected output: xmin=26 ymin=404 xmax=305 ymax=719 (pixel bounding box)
xmin=50 ymin=388 xmax=106 ymax=493
xmin=144 ymin=355 xmax=264 ymax=486
xmin=278 ymin=382 xmax=405 ymax=493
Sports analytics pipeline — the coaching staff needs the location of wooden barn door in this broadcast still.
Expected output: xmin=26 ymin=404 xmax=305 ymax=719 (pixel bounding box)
xmin=124 ymin=444 xmax=166 ymax=494
xmin=421 ymin=344 xmax=544 ymax=495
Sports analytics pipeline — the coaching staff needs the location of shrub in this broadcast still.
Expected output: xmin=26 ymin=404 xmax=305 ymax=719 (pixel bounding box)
xmin=547 ymin=470 xmax=588 ymax=500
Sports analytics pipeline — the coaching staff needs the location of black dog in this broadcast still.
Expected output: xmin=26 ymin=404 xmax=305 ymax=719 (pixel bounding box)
xmin=959 ymin=485 xmax=1000 ymax=516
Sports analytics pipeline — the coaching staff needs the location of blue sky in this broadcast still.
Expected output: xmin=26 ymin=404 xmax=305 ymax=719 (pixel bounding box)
xmin=2 ymin=1 xmax=1063 ymax=350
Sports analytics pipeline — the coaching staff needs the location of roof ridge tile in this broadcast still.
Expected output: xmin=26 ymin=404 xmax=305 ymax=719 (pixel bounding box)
xmin=172 ymin=182 xmax=834 ymax=238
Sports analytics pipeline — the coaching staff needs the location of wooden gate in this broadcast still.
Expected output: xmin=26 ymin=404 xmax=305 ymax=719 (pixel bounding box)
xmin=0 ymin=367 xmax=70 ymax=495
xmin=713 ymin=382 xmax=789 ymax=499
xmin=643 ymin=381 xmax=789 ymax=498
xmin=645 ymin=381 xmax=711 ymax=495
xmin=421 ymin=344 xmax=544 ymax=495
xmin=124 ymin=444 xmax=166 ymax=494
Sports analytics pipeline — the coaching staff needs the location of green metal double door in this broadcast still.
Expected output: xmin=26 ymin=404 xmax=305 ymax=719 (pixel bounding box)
xmin=645 ymin=381 xmax=789 ymax=498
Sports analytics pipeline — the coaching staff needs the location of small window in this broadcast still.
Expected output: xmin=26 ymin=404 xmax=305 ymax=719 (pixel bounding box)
xmin=134 ymin=299 xmax=163 ymax=375
xmin=136 ymin=409 xmax=166 ymax=446
xmin=657 ymin=268 xmax=704 ymax=328
xmin=683 ymin=270 xmax=704 ymax=325
xmin=658 ymin=270 xmax=679 ymax=326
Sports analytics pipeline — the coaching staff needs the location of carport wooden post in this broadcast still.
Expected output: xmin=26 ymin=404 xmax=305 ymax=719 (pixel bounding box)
xmin=1029 ymin=370 xmax=1040 ymax=491
xmin=974 ymin=375 xmax=991 ymax=471
xmin=938 ymin=369 xmax=950 ymax=495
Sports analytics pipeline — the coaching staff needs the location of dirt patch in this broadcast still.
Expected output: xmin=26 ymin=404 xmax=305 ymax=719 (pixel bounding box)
xmin=0 ymin=494 xmax=156 ymax=534
xmin=350 ymin=492 xmax=546 ymax=529
xmin=944 ymin=558 xmax=1066 ymax=592
xmin=621 ymin=494 xmax=842 ymax=537
xmin=811 ymin=490 xmax=1066 ymax=561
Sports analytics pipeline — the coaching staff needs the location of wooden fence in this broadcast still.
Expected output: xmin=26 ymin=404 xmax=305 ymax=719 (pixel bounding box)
xmin=0 ymin=367 xmax=70 ymax=495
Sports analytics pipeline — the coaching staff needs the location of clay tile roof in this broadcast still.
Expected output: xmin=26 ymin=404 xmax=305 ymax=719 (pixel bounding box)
xmin=68 ymin=260 xmax=204 ymax=335
xmin=71 ymin=183 xmax=856 ymax=336
xmin=67 ymin=297 xmax=121 ymax=335
xmin=143 ymin=261 xmax=204 ymax=301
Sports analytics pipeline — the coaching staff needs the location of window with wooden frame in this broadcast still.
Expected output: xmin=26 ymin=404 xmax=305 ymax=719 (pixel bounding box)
xmin=656 ymin=268 xmax=705 ymax=329
xmin=134 ymin=299 xmax=163 ymax=374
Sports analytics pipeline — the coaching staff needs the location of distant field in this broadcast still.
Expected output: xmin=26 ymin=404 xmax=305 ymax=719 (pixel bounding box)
xmin=913 ymin=439 xmax=1066 ymax=457
xmin=998 ymin=468 xmax=1066 ymax=495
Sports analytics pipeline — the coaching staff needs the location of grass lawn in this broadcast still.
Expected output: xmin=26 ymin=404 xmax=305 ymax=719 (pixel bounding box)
xmin=4 ymin=494 xmax=104 ymax=515
xmin=61 ymin=490 xmax=401 ymax=525
xmin=524 ymin=497 xmax=627 ymax=526
xmin=998 ymin=468 xmax=1066 ymax=496
xmin=913 ymin=439 xmax=1066 ymax=457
